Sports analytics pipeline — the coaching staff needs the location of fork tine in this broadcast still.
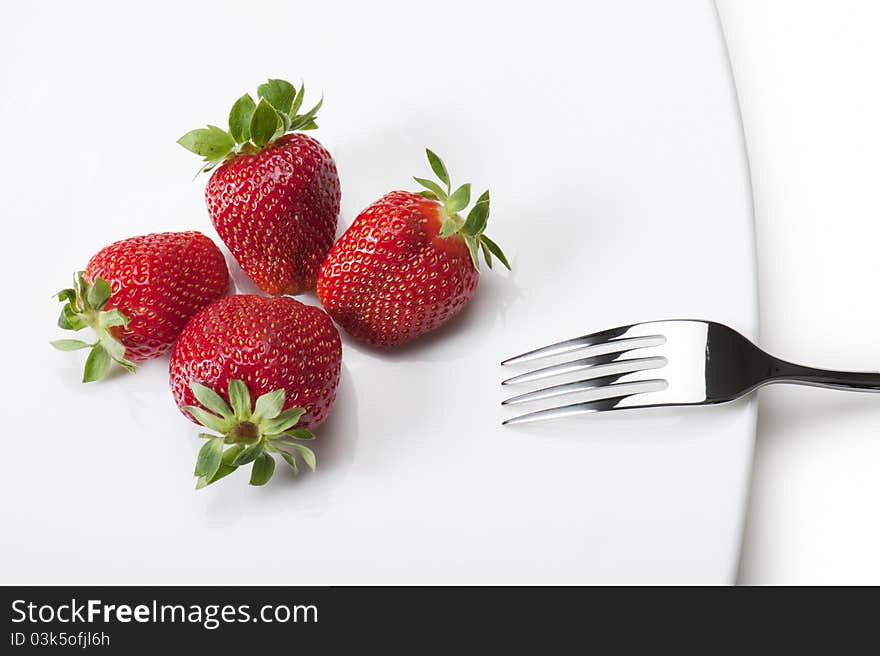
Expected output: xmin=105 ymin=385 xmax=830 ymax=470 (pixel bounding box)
xmin=501 ymin=325 xmax=632 ymax=365
xmin=501 ymin=354 xmax=667 ymax=386
xmin=502 ymin=380 xmax=666 ymax=425
xmin=501 ymin=325 xmax=664 ymax=366
xmin=502 ymin=372 xmax=665 ymax=405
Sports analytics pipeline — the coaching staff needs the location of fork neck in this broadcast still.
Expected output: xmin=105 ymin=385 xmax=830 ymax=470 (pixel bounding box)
xmin=762 ymin=356 xmax=880 ymax=393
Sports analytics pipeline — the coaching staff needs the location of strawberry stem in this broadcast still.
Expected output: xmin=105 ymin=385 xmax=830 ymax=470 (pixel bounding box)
xmin=51 ymin=272 xmax=136 ymax=382
xmin=178 ymin=78 xmax=322 ymax=176
xmin=412 ymin=149 xmax=511 ymax=271
xmin=186 ymin=380 xmax=316 ymax=489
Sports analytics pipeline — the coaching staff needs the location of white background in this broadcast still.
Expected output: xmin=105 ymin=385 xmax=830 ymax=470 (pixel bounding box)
xmin=718 ymin=0 xmax=880 ymax=584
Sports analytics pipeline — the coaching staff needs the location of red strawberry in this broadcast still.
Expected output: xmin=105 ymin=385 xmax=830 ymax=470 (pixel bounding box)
xmin=169 ymin=294 xmax=341 ymax=488
xmin=317 ymin=149 xmax=510 ymax=347
xmin=178 ymin=79 xmax=340 ymax=295
xmin=52 ymin=231 xmax=229 ymax=382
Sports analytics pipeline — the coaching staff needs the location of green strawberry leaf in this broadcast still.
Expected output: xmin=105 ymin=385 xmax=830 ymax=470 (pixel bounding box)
xmin=57 ymin=308 xmax=77 ymax=330
xmin=50 ymin=339 xmax=92 ymax=351
xmin=280 ymin=428 xmax=315 ymax=440
xmin=479 ymin=234 xmax=511 ymax=271
xmin=194 ymin=436 xmax=225 ymax=479
xmin=222 ymin=445 xmax=244 ymax=464
xmin=228 ymin=93 xmax=256 ymax=143
xmin=413 ymin=177 xmax=448 ymax=201
xmin=480 ymin=239 xmax=494 ymax=269
xmin=445 ymin=183 xmax=471 ymax=214
xmin=250 ymin=99 xmax=280 ymax=148
xmin=86 ymin=277 xmax=112 ymax=309
xmin=288 ymin=96 xmax=323 ymax=131
xmin=102 ymin=309 xmax=129 ymax=328
xmin=191 ymin=382 xmax=233 ymax=418
xmin=262 ymin=407 xmax=306 ymax=435
xmin=249 ymin=453 xmax=276 ymax=486
xmin=57 ymin=310 xmax=73 ymax=330
xmin=279 ymin=450 xmax=299 ymax=474
xmin=228 ymin=379 xmax=251 ymax=419
xmin=82 ymin=344 xmax=111 ymax=382
xmin=60 ymin=304 xmax=87 ymax=330
xmin=197 ymin=160 xmax=221 ymax=176
xmin=276 ymin=111 xmax=291 ymax=135
xmin=253 ymin=388 xmax=286 ymax=421
xmin=462 ymin=190 xmax=490 ymax=235
xmin=258 ymin=79 xmax=296 ymax=115
xmin=177 ymin=125 xmax=235 ymax=161
xmin=56 ymin=288 xmax=77 ymax=304
xmin=425 ymin=149 xmax=450 ymax=191
xmin=113 ymin=356 xmax=137 ymax=373
xmin=290 ymin=83 xmax=305 ymax=115
xmin=74 ymin=272 xmax=88 ymax=305
xmin=274 ymin=433 xmax=315 ymax=451
xmin=100 ymin=333 xmax=127 ymax=361
xmin=439 ymin=217 xmax=460 ymax=238
xmin=231 ymin=442 xmax=264 ymax=467
xmin=464 ymin=234 xmax=480 ymax=270
xmin=196 ymin=463 xmax=236 ymax=489
xmin=184 ymin=406 xmax=229 ymax=434
xmin=282 ymin=442 xmax=316 ymax=471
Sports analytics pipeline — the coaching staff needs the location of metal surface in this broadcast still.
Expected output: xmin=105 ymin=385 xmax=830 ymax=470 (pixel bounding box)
xmin=502 ymin=320 xmax=880 ymax=424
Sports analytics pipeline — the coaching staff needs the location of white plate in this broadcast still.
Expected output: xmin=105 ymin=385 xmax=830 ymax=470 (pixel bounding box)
xmin=3 ymin=0 xmax=756 ymax=583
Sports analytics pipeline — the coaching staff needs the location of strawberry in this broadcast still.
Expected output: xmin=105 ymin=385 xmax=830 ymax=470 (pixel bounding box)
xmin=178 ymin=79 xmax=340 ymax=295
xmin=317 ymin=149 xmax=510 ymax=348
xmin=168 ymin=295 xmax=342 ymax=487
xmin=52 ymin=231 xmax=229 ymax=382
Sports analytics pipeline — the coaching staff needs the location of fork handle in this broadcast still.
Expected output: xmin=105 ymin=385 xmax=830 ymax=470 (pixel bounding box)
xmin=766 ymin=358 xmax=880 ymax=392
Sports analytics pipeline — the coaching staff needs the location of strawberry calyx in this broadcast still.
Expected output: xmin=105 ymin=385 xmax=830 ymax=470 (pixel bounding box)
xmin=413 ymin=149 xmax=511 ymax=271
xmin=178 ymin=78 xmax=323 ymax=175
xmin=51 ymin=272 xmax=136 ymax=382
xmin=186 ymin=380 xmax=316 ymax=489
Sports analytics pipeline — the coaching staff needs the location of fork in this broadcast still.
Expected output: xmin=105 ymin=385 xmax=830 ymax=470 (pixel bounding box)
xmin=500 ymin=319 xmax=880 ymax=425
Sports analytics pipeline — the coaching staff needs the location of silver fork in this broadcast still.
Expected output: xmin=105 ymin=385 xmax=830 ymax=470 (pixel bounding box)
xmin=500 ymin=319 xmax=880 ymax=425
